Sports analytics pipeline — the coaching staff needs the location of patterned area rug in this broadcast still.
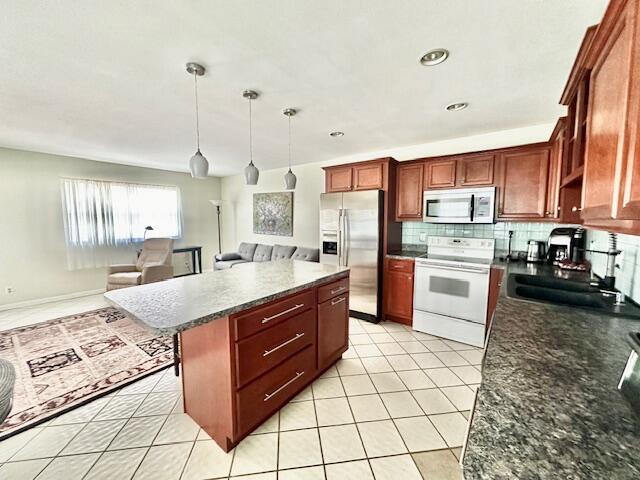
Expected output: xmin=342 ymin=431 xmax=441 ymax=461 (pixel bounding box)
xmin=0 ymin=307 xmax=173 ymax=439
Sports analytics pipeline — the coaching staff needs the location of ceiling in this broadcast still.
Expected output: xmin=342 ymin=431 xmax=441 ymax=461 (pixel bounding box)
xmin=1 ymin=0 xmax=608 ymax=177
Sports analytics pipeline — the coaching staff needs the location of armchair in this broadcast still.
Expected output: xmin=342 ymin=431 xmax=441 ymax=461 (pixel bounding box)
xmin=107 ymin=238 xmax=174 ymax=291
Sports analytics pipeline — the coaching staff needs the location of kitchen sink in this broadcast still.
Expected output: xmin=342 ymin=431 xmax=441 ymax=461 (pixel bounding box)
xmin=506 ymin=273 xmax=640 ymax=318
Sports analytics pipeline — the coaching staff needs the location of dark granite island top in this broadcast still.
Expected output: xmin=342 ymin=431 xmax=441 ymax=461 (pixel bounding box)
xmin=105 ymin=260 xmax=350 ymax=335
xmin=463 ymin=262 xmax=640 ymax=479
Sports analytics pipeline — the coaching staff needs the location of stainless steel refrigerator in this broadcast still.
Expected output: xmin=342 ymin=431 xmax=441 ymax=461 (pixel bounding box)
xmin=320 ymin=190 xmax=383 ymax=322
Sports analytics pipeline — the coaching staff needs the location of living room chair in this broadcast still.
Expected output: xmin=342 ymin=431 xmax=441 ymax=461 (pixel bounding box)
xmin=107 ymin=238 xmax=174 ymax=291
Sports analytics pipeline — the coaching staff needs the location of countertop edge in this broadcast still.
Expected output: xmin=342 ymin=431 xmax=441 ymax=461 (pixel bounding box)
xmin=105 ymin=269 xmax=350 ymax=336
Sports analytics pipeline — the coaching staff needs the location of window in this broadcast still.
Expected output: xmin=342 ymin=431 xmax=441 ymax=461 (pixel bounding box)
xmin=61 ymin=178 xmax=182 ymax=268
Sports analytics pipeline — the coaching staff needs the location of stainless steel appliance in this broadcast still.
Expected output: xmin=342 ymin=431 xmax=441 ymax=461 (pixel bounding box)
xmin=619 ymin=332 xmax=640 ymax=414
xmin=423 ymin=187 xmax=495 ymax=224
xmin=526 ymin=240 xmax=546 ymax=263
xmin=547 ymin=227 xmax=579 ymax=265
xmin=413 ymin=236 xmax=495 ymax=347
xmin=320 ymin=190 xmax=383 ymax=322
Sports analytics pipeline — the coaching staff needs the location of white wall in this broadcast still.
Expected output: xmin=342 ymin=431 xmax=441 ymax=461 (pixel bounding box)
xmin=0 ymin=147 xmax=221 ymax=307
xmin=220 ymin=123 xmax=555 ymax=250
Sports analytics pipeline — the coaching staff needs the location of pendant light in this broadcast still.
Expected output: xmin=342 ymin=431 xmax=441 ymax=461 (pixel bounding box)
xmin=243 ymin=90 xmax=259 ymax=185
xmin=186 ymin=62 xmax=209 ymax=179
xmin=283 ymin=108 xmax=297 ymax=190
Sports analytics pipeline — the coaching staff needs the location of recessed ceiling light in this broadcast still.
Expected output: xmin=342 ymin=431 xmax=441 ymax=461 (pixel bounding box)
xmin=446 ymin=102 xmax=468 ymax=111
xmin=420 ymin=48 xmax=449 ymax=66
xmin=330 ymin=131 xmax=344 ymax=137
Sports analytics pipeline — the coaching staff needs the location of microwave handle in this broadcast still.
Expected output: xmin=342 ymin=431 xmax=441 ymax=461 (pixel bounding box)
xmin=470 ymin=194 xmax=475 ymax=222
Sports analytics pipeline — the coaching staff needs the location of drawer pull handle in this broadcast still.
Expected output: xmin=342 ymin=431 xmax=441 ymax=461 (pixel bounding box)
xmin=330 ymin=286 xmax=346 ymax=294
xmin=331 ymin=296 xmax=346 ymax=306
xmin=263 ymin=333 xmax=305 ymax=357
xmin=262 ymin=304 xmax=305 ymax=324
xmin=264 ymin=371 xmax=305 ymax=402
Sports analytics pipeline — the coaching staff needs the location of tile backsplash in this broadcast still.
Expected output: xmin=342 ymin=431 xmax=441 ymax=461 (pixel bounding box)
xmin=586 ymin=230 xmax=640 ymax=303
xmin=402 ymin=222 xmax=568 ymax=252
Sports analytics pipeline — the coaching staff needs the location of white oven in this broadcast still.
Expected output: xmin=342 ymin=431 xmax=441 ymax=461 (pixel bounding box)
xmin=412 ymin=237 xmax=494 ymax=347
xmin=423 ymin=187 xmax=495 ymax=224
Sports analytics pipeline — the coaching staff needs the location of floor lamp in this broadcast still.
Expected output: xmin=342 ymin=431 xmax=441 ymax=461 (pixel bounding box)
xmin=209 ymin=200 xmax=222 ymax=254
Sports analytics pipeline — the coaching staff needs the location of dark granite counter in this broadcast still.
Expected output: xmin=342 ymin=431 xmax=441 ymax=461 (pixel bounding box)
xmin=463 ymin=260 xmax=640 ymax=479
xmin=387 ymin=250 xmax=424 ymax=260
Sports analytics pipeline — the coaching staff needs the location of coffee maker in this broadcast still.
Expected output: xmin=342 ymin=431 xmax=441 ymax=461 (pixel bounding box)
xmin=547 ymin=227 xmax=584 ymax=265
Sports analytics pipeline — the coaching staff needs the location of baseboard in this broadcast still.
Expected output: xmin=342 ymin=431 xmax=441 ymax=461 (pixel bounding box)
xmin=0 ymin=288 xmax=106 ymax=312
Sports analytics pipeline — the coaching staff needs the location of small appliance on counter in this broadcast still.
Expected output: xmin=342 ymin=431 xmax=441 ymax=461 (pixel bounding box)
xmin=526 ymin=240 xmax=546 ymax=263
xmin=547 ymin=227 xmax=584 ymax=265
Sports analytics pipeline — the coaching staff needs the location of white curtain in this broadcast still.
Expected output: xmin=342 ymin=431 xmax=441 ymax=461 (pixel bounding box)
xmin=61 ymin=178 xmax=182 ymax=270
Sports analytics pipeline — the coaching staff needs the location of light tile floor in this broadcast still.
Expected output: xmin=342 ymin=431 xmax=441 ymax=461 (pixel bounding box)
xmin=0 ymin=296 xmax=483 ymax=479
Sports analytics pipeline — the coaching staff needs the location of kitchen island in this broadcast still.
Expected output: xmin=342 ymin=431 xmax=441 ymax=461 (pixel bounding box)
xmin=463 ymin=262 xmax=640 ymax=479
xmin=105 ymin=260 xmax=350 ymax=451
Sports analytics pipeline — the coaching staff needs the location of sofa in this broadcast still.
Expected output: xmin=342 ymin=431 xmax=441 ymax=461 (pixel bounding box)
xmin=214 ymin=243 xmax=320 ymax=270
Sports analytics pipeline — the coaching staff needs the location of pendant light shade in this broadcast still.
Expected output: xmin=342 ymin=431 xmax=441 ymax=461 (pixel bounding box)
xmin=284 ymin=168 xmax=297 ymax=190
xmin=243 ymin=90 xmax=259 ymax=185
xmin=186 ymin=62 xmax=209 ymax=179
xmin=283 ymin=108 xmax=297 ymax=190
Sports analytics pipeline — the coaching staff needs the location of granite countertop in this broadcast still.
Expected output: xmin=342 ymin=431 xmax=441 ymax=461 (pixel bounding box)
xmin=463 ymin=261 xmax=640 ymax=479
xmin=104 ymin=260 xmax=349 ymax=336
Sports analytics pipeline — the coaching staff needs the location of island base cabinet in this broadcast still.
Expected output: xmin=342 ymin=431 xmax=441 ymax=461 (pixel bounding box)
xmin=180 ymin=274 xmax=350 ymax=453
xmin=236 ymin=346 xmax=315 ymax=435
xmin=318 ymin=293 xmax=349 ymax=370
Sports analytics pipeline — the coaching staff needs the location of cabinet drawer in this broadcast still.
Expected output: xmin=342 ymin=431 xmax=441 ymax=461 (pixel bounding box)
xmin=236 ymin=346 xmax=315 ymax=436
xmin=386 ymin=258 xmax=414 ymax=273
xmin=317 ymin=276 xmax=349 ymax=304
xmin=235 ymin=309 xmax=316 ymax=388
xmin=234 ymin=290 xmax=314 ymax=340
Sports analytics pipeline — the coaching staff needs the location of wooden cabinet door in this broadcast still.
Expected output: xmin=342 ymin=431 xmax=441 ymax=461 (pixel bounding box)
xmin=582 ymin=0 xmax=638 ymax=221
xmin=353 ymin=163 xmax=384 ymax=190
xmin=384 ymin=268 xmax=413 ymax=325
xmin=325 ymin=167 xmax=353 ymax=192
xmin=546 ymin=119 xmax=565 ymax=219
xmin=457 ymin=154 xmax=494 ymax=186
xmin=496 ymin=146 xmax=550 ymax=220
xmin=396 ymin=163 xmax=424 ymax=220
xmin=425 ymin=159 xmax=456 ymax=188
xmin=317 ymin=293 xmax=349 ymax=370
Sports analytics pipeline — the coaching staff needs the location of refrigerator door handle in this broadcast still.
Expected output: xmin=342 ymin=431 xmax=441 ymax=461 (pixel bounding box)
xmin=343 ymin=209 xmax=350 ymax=266
xmin=337 ymin=208 xmax=343 ymax=266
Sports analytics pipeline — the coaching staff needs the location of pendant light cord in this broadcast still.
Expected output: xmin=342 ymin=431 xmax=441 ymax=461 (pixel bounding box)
xmin=249 ymin=97 xmax=253 ymax=164
xmin=194 ymin=73 xmax=200 ymax=151
xmin=288 ymin=114 xmax=292 ymax=170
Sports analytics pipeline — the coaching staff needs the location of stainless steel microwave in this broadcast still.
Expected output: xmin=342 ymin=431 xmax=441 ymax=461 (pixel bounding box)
xmin=423 ymin=187 xmax=495 ymax=224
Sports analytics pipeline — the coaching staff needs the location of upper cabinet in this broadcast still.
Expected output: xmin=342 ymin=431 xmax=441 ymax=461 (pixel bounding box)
xmin=325 ymin=166 xmax=353 ymax=192
xmin=581 ymin=0 xmax=640 ymax=227
xmin=324 ymin=158 xmax=390 ymax=193
xmin=496 ymin=145 xmax=551 ymax=220
xmin=457 ymin=154 xmax=495 ymax=187
xmin=395 ymin=162 xmax=424 ymax=220
xmin=424 ymin=159 xmax=456 ymax=189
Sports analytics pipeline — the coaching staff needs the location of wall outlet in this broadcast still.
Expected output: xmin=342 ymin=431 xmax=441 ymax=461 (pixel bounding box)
xmin=5 ymin=286 xmax=15 ymax=294
xmin=419 ymin=232 xmax=428 ymax=243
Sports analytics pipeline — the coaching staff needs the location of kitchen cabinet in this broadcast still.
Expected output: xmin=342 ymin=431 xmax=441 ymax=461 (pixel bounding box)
xmin=457 ymin=154 xmax=495 ymax=187
xmin=353 ymin=163 xmax=384 ymax=190
xmin=546 ymin=118 xmax=565 ymax=220
xmin=425 ymin=159 xmax=456 ymax=189
xmin=496 ymin=145 xmax=551 ymax=220
xmin=581 ymin=0 xmax=640 ymax=227
xmin=180 ymin=274 xmax=349 ymax=452
xmin=486 ymin=267 xmax=504 ymax=332
xmin=395 ymin=162 xmax=424 ymax=220
xmin=325 ymin=166 xmax=353 ymax=192
xmin=383 ymin=257 xmax=414 ymax=325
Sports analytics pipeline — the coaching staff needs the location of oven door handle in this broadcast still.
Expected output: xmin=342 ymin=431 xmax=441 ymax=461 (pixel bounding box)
xmin=417 ymin=263 xmax=489 ymax=274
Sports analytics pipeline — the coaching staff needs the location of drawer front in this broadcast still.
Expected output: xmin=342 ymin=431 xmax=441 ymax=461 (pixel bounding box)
xmin=234 ymin=290 xmax=314 ymax=340
xmin=235 ymin=309 xmax=316 ymax=388
xmin=317 ymin=276 xmax=350 ymax=304
xmin=387 ymin=258 xmax=414 ymax=273
xmin=236 ymin=346 xmax=315 ymax=436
